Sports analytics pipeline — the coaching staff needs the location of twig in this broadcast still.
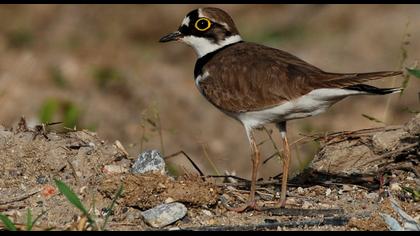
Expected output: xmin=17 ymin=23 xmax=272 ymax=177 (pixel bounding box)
xmin=171 ymin=216 xmax=349 ymax=231
xmin=201 ymin=143 xmax=220 ymax=176
xmin=164 ymin=151 xmax=204 ymax=176
xmin=0 ymin=189 xmax=41 ymax=205
xmin=261 ymin=207 xmax=344 ymax=217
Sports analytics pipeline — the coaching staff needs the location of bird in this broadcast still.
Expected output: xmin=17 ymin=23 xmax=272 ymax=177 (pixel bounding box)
xmin=159 ymin=7 xmax=402 ymax=212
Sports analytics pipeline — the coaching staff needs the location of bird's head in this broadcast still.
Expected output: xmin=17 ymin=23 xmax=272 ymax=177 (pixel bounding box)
xmin=159 ymin=7 xmax=242 ymax=58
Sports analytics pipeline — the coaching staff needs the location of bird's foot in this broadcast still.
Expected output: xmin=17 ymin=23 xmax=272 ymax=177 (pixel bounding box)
xmin=277 ymin=198 xmax=287 ymax=208
xmin=222 ymin=200 xmax=262 ymax=212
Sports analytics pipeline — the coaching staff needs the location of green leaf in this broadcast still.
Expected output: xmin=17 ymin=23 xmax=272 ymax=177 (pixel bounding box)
xmin=101 ymin=184 xmax=123 ymax=230
xmin=406 ymin=67 xmax=420 ymax=78
xmin=39 ymin=99 xmax=59 ymax=124
xmin=54 ymin=179 xmax=89 ymax=216
xmin=26 ymin=208 xmax=32 ymax=231
xmin=27 ymin=210 xmax=49 ymax=231
xmin=0 ymin=213 xmax=17 ymax=231
xmin=63 ymin=103 xmax=80 ymax=129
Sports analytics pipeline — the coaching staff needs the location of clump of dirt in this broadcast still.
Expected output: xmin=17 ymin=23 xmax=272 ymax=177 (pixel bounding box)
xmin=99 ymin=173 xmax=220 ymax=209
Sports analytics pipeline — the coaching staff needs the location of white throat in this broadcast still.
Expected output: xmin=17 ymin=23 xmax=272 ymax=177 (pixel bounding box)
xmin=180 ymin=34 xmax=242 ymax=58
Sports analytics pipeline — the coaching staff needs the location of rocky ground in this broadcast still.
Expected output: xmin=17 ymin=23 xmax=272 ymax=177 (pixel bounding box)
xmin=0 ymin=114 xmax=419 ymax=231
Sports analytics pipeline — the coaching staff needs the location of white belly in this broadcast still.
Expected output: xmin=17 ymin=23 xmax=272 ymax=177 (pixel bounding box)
xmin=234 ymin=88 xmax=364 ymax=128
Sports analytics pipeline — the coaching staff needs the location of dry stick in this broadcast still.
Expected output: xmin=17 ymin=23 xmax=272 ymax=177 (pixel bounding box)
xmin=0 ymin=189 xmax=41 ymax=205
xmin=156 ymin=112 xmax=165 ymax=156
xmin=262 ymin=207 xmax=344 ymax=217
xmin=172 ymin=216 xmax=349 ymax=231
xmin=383 ymin=21 xmax=410 ymax=124
xmin=363 ymin=143 xmax=418 ymax=166
xmin=201 ymin=143 xmax=221 ymax=176
xmin=164 ymin=151 xmax=205 ymax=176
xmin=263 ymin=136 xmax=308 ymax=164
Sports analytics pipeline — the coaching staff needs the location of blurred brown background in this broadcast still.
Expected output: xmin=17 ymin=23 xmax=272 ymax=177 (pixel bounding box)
xmin=0 ymin=4 xmax=419 ymax=179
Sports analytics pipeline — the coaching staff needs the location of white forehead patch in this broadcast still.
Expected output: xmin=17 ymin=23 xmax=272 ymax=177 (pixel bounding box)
xmin=181 ymin=16 xmax=190 ymax=27
xmin=198 ymin=8 xmax=204 ymax=18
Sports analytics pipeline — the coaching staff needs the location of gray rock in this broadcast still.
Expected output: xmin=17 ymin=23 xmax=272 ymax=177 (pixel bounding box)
xmin=141 ymin=202 xmax=187 ymax=228
xmin=404 ymin=113 xmax=420 ymax=135
xmin=131 ymin=150 xmax=165 ymax=175
xmin=372 ymin=129 xmax=406 ymax=152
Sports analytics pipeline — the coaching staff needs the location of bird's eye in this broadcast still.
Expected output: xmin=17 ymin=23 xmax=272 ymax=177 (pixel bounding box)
xmin=194 ymin=18 xmax=211 ymax=31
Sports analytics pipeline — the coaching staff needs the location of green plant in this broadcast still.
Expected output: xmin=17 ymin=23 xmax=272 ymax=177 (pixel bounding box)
xmin=54 ymin=179 xmax=96 ymax=230
xmin=93 ymin=66 xmax=122 ymax=89
xmin=38 ymin=99 xmax=82 ymax=130
xmin=406 ymin=67 xmax=420 ymax=78
xmin=0 ymin=208 xmax=48 ymax=231
xmin=39 ymin=99 xmax=60 ymax=124
xmin=62 ymin=102 xmax=80 ymax=129
xmin=54 ymin=179 xmax=123 ymax=231
xmin=7 ymin=28 xmax=34 ymax=49
xmin=0 ymin=213 xmax=17 ymax=231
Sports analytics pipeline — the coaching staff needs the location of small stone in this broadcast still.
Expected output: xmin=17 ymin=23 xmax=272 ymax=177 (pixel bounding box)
xmin=141 ymin=202 xmax=187 ymax=228
xmin=36 ymin=175 xmax=48 ymax=184
xmin=297 ymin=187 xmax=304 ymax=194
xmin=319 ymin=203 xmax=331 ymax=208
xmin=286 ymin=197 xmax=297 ymax=205
xmin=338 ymin=189 xmax=344 ymax=195
xmin=342 ymin=185 xmax=352 ymax=192
xmin=406 ymin=176 xmax=414 ymax=181
xmin=103 ymin=164 xmax=128 ymax=174
xmin=390 ymin=183 xmax=402 ymax=191
xmin=132 ymin=150 xmax=166 ymax=175
xmin=365 ymin=192 xmax=378 ymax=199
xmin=125 ymin=208 xmax=143 ymax=222
xmin=165 ymin=197 xmax=175 ymax=204
xmin=302 ymin=201 xmax=312 ymax=209
xmin=202 ymin=209 xmax=213 ymax=217
xmin=326 ymin=188 xmax=332 ymax=196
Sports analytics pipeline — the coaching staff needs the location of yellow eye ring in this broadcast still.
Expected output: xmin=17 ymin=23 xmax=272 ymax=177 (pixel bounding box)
xmin=195 ymin=18 xmax=211 ymax=31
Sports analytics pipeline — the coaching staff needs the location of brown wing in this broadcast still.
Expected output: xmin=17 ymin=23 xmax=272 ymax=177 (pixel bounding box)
xmin=198 ymin=42 xmax=402 ymax=113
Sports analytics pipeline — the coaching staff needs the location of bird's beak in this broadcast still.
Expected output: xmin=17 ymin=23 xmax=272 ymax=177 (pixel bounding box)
xmin=159 ymin=31 xmax=183 ymax=43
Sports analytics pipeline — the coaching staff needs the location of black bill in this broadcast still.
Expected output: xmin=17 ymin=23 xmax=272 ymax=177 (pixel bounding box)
xmin=159 ymin=31 xmax=183 ymax=43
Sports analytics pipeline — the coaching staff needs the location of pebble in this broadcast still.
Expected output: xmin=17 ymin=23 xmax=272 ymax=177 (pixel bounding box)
xmin=297 ymin=187 xmax=304 ymax=194
xmin=342 ymin=185 xmax=353 ymax=192
xmin=131 ymin=150 xmax=166 ymax=175
xmin=202 ymin=209 xmax=213 ymax=217
xmin=36 ymin=175 xmax=48 ymax=184
xmin=325 ymin=188 xmax=332 ymax=196
xmin=406 ymin=176 xmax=414 ymax=181
xmin=141 ymin=202 xmax=187 ymax=228
xmin=365 ymin=192 xmax=378 ymax=199
xmin=390 ymin=183 xmax=402 ymax=191
xmin=165 ymin=197 xmax=175 ymax=204
xmin=302 ymin=201 xmax=312 ymax=209
xmin=103 ymin=164 xmax=128 ymax=174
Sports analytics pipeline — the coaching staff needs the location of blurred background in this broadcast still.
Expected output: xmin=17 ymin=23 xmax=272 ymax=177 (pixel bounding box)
xmin=0 ymin=4 xmax=419 ymax=179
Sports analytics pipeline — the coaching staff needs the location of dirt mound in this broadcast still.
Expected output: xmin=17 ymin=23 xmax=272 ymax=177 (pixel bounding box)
xmin=0 ymin=115 xmax=418 ymax=231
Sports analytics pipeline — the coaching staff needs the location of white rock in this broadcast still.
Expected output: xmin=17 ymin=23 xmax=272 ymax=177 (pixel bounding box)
xmin=326 ymin=188 xmax=332 ymax=196
xmin=297 ymin=187 xmax=304 ymax=194
xmin=141 ymin=202 xmax=187 ymax=228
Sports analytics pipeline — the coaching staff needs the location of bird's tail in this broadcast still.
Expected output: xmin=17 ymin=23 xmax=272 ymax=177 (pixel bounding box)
xmin=324 ymin=71 xmax=403 ymax=88
xmin=344 ymin=84 xmax=402 ymax=95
